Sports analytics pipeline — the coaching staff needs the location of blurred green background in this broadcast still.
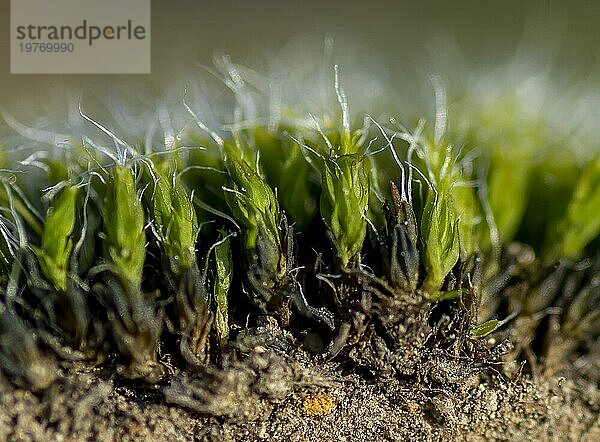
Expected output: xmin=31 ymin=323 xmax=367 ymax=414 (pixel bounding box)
xmin=1 ymin=0 xmax=599 ymax=106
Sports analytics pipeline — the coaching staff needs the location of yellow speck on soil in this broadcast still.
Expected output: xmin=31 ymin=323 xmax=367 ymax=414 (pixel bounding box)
xmin=302 ymin=393 xmax=337 ymax=416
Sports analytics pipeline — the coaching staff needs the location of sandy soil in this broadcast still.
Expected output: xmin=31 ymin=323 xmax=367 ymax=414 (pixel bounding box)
xmin=1 ymin=339 xmax=598 ymax=442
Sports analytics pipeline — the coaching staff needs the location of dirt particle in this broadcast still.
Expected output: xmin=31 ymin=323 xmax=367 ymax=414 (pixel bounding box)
xmin=406 ymin=402 xmax=420 ymax=413
xmin=302 ymin=393 xmax=337 ymax=416
xmin=485 ymin=391 xmax=498 ymax=413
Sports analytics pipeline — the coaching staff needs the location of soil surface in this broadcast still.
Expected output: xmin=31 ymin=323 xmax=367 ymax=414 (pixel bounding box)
xmin=1 ymin=335 xmax=598 ymax=441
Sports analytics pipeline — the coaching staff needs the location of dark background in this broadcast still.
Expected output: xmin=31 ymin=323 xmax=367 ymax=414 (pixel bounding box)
xmin=1 ymin=0 xmax=599 ymax=106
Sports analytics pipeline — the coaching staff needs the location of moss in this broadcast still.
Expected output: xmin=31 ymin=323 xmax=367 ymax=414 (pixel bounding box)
xmin=0 ymin=58 xmax=598 ymax=392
